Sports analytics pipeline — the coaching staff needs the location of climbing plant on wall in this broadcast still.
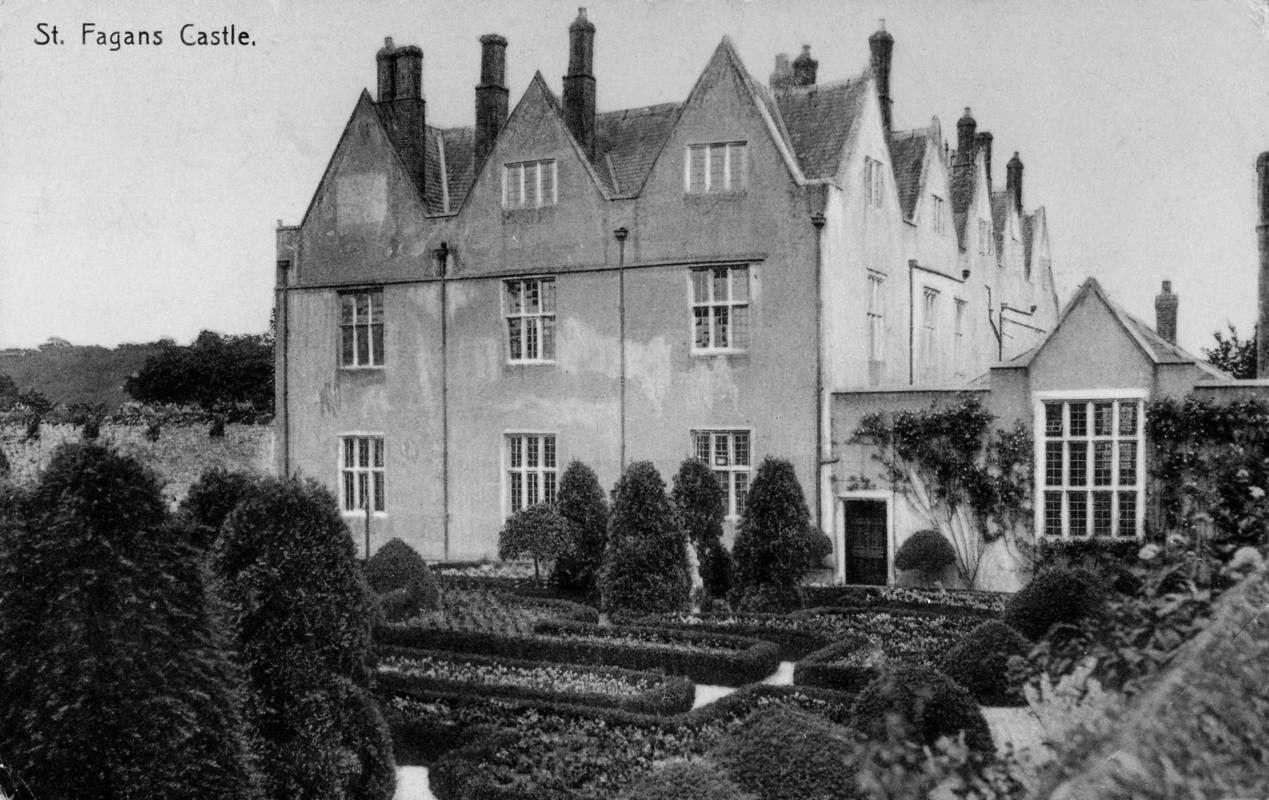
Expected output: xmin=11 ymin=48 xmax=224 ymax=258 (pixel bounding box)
xmin=854 ymin=395 xmax=1033 ymax=587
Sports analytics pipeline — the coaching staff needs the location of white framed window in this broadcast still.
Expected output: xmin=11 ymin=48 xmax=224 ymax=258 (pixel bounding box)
xmin=866 ymin=273 xmax=885 ymax=362
xmin=503 ymin=159 xmax=557 ymax=209
xmin=1035 ymin=393 xmax=1146 ymax=540
xmin=339 ymin=290 xmax=385 ymax=368
xmin=920 ymin=288 xmax=938 ymax=371
xmin=692 ymin=429 xmax=751 ymax=518
xmin=865 ymin=157 xmax=884 ymax=209
xmin=691 ymin=265 xmax=750 ymax=352
xmin=932 ymin=195 xmax=946 ymax=234
xmin=506 ymin=433 xmax=558 ymax=514
xmin=341 ymin=435 xmax=385 ymax=514
xmin=505 ymin=277 xmax=556 ymax=363
xmin=685 ymin=142 xmax=746 ymax=193
xmin=953 ymin=299 xmax=966 ymax=373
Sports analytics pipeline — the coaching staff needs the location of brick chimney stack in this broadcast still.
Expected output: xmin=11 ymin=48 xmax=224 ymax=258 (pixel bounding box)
xmin=792 ymin=45 xmax=818 ymax=86
xmin=1006 ymin=151 xmax=1024 ymax=215
xmin=770 ymin=53 xmax=793 ymax=90
xmin=563 ymin=8 xmax=596 ymax=160
xmin=475 ymin=34 xmax=508 ymax=166
xmin=1257 ymin=152 xmax=1269 ymax=377
xmin=393 ymin=44 xmax=423 ymax=100
xmin=976 ymin=131 xmax=993 ymax=189
xmin=377 ymin=37 xmax=396 ymax=101
xmin=374 ymin=38 xmax=426 ymax=196
xmin=869 ymin=20 xmax=894 ymax=138
xmin=1155 ymin=280 xmax=1178 ymax=345
xmin=956 ymin=108 xmax=976 ymax=167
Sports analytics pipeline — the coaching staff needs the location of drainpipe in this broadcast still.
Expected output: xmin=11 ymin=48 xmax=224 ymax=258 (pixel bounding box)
xmin=435 ymin=242 xmax=451 ymax=560
xmin=811 ymin=211 xmax=826 ymax=532
xmin=615 ymin=227 xmax=628 ymax=469
xmin=908 ymin=259 xmax=916 ymax=385
xmin=274 ymin=256 xmax=290 ymax=476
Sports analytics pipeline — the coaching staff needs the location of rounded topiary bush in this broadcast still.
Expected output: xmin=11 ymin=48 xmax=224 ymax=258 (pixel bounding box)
xmin=672 ymin=458 xmax=734 ymax=599
xmin=938 ymin=620 xmax=1030 ymax=705
xmin=731 ymin=457 xmax=824 ymax=608
xmin=365 ymin=537 xmax=440 ymax=616
xmin=552 ymin=460 xmax=610 ymax=598
xmin=1002 ymin=567 xmax=1106 ymax=641
xmin=850 ymin=663 xmax=994 ymax=753
xmin=499 ymin=503 xmax=568 ymax=586
xmin=180 ymin=467 xmax=259 ymax=550
xmin=616 ymin=759 xmax=757 ymax=800
xmin=599 ymin=461 xmax=691 ymax=617
xmin=709 ymin=706 xmax=862 ymax=800
xmin=894 ymin=529 xmax=957 ymax=585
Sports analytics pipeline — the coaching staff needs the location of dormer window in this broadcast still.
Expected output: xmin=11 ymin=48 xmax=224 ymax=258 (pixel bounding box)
xmin=932 ymin=195 xmax=946 ymax=234
xmin=503 ymin=159 xmax=557 ymax=209
xmin=686 ymin=142 xmax=746 ymax=194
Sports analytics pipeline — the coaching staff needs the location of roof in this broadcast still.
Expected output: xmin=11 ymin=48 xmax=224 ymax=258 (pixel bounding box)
xmin=773 ymin=76 xmax=869 ymax=180
xmin=1023 ymin=212 xmax=1036 ymax=271
xmin=888 ymin=128 xmax=929 ymax=219
xmin=949 ymin=161 xmax=976 ymax=244
xmin=593 ymin=102 xmax=682 ymax=195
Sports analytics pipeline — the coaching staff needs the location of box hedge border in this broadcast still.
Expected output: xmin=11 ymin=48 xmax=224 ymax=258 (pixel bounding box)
xmin=800 ymin=585 xmax=1008 ymax=614
xmin=630 ymin=612 xmax=832 ymax=660
xmin=792 ymin=637 xmax=878 ymax=695
xmin=374 ymin=644 xmax=694 ymax=716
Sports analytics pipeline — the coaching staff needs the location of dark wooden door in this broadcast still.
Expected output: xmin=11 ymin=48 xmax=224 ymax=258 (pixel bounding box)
xmin=844 ymin=499 xmax=888 ymax=585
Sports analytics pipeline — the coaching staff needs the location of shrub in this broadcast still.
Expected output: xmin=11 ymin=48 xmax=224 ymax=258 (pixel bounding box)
xmin=1002 ymin=567 xmax=1106 ymax=641
xmin=616 ymin=759 xmax=757 ymax=800
xmin=0 ymin=444 xmax=8 ymax=478
xmin=499 ymin=503 xmax=569 ymax=586
xmin=22 ymin=414 xmax=40 ymax=441
xmin=672 ymin=458 xmax=734 ymax=598
xmin=209 ymin=415 xmax=226 ymax=438
xmin=731 ymin=458 xmax=822 ymax=607
xmin=144 ymin=418 xmax=161 ymax=441
xmin=216 ymin=476 xmax=393 ymax=800
xmin=81 ymin=415 xmax=101 ymax=440
xmin=894 ymin=529 xmax=957 ymax=585
xmin=599 ymin=461 xmax=691 ymax=616
xmin=709 ymin=706 xmax=862 ymax=800
xmin=938 ymin=620 xmax=1030 ymax=705
xmin=0 ymin=443 xmax=262 ymax=800
xmin=366 ymin=539 xmax=441 ymax=620
xmin=552 ymin=460 xmax=609 ymax=598
xmin=849 ymin=662 xmax=994 ymax=753
xmin=180 ymin=467 xmax=259 ymax=550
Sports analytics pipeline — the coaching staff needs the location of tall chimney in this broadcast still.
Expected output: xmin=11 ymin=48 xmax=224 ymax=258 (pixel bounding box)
xmin=1006 ymin=151 xmax=1024 ymax=215
xmin=1155 ymin=280 xmax=1178 ymax=345
xmin=770 ymin=53 xmax=793 ymax=91
xmin=792 ymin=45 xmax=818 ymax=86
xmin=475 ymin=34 xmax=508 ymax=166
xmin=393 ymin=44 xmax=423 ymax=100
xmin=976 ymin=131 xmax=994 ymax=189
xmin=1257 ymin=152 xmax=1269 ymax=377
xmin=956 ymin=107 xmax=976 ymax=167
xmin=869 ymin=20 xmax=894 ymax=137
xmin=563 ymin=8 xmax=597 ymax=160
xmin=377 ymin=37 xmax=396 ymax=101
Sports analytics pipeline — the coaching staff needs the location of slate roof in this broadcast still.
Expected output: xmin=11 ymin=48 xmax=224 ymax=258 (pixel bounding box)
xmin=773 ymin=76 xmax=869 ymax=180
xmin=888 ymin=128 xmax=929 ymax=220
xmin=949 ymin=162 xmax=976 ymax=245
xmin=1023 ymin=212 xmax=1036 ymax=272
xmin=594 ymin=102 xmax=682 ymax=195
xmin=990 ymin=191 xmax=1010 ymax=258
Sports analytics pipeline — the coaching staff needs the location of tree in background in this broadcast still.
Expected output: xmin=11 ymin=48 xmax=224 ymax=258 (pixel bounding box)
xmin=552 ymin=460 xmax=610 ymax=598
xmin=1203 ymin=324 xmax=1257 ymax=379
xmin=215 ymin=477 xmax=393 ymax=800
xmin=731 ymin=457 xmax=825 ymax=610
xmin=0 ymin=443 xmax=261 ymax=800
xmin=126 ymin=330 xmax=274 ymax=417
xmin=671 ymin=458 xmax=734 ymax=598
xmin=498 ymin=503 xmax=569 ymax=586
xmin=599 ymin=461 xmax=691 ymax=617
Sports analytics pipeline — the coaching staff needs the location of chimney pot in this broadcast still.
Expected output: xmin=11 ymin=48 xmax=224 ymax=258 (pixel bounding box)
xmin=1155 ymin=280 xmax=1178 ymax=345
xmin=869 ymin=22 xmax=895 ymax=137
xmin=955 ymin=108 xmax=976 ymax=167
xmin=1006 ymin=151 xmax=1024 ymax=215
xmin=376 ymin=37 xmax=396 ymax=102
xmin=392 ymin=44 xmax=423 ymax=101
xmin=792 ymin=44 xmax=818 ymax=86
xmin=770 ymin=53 xmax=793 ymax=90
xmin=976 ymin=131 xmax=993 ymax=188
xmin=563 ymin=8 xmax=597 ymax=159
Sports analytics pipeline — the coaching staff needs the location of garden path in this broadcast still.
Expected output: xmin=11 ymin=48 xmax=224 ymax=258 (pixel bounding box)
xmin=394 ymin=766 xmax=435 ymax=800
xmin=981 ymin=706 xmax=1045 ymax=755
xmin=691 ymin=660 xmax=795 ymax=709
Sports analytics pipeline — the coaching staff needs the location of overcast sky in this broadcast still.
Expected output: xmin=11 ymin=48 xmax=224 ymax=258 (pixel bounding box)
xmin=2 ymin=0 xmax=1268 ymax=353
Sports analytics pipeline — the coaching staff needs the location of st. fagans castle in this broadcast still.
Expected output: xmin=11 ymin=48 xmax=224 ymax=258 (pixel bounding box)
xmin=273 ymin=10 xmax=1065 ymax=580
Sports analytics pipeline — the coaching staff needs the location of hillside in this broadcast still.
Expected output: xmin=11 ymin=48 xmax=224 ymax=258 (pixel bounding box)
xmin=0 ymin=341 xmax=169 ymax=409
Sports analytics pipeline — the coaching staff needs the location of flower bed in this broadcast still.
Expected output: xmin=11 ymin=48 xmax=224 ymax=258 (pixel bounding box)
xmin=800 ymin=584 xmax=1008 ymax=614
xmin=392 ymin=585 xmax=596 ymax=635
xmin=633 ymin=612 xmax=832 ymax=660
xmin=375 ymin=646 xmax=693 ymax=715
xmin=376 ymin=622 xmax=779 ymax=686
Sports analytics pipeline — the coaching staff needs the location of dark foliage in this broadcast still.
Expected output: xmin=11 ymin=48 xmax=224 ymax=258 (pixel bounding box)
xmin=616 ymin=759 xmax=757 ymax=800
xmin=0 ymin=443 xmax=262 ymax=800
xmin=22 ymin=414 xmax=40 ymax=441
xmin=0 ymin=444 xmax=8 ymax=477
xmin=179 ymin=467 xmax=260 ymax=550
xmin=894 ymin=529 xmax=958 ymax=585
xmin=709 ymin=707 xmax=863 ymax=800
xmin=634 ymin=612 xmax=832 ymax=660
xmin=672 ymin=458 xmax=734 ymax=598
xmin=850 ymin=662 xmax=994 ymax=753
xmin=81 ymin=414 xmax=101 ymax=440
xmin=1034 ymin=538 xmax=1143 ymax=594
xmin=499 ymin=503 xmax=569 ymax=585
xmin=599 ymin=461 xmax=691 ymax=616
xmin=144 ymin=418 xmax=162 ymax=441
xmin=1202 ymin=323 xmax=1257 ymax=379
xmin=126 ymin=330 xmax=274 ymax=418
xmin=792 ymin=636 xmax=878 ymax=695
xmin=215 ymin=477 xmax=393 ymax=800
xmin=552 ymin=460 xmax=610 ymax=597
xmin=364 ymin=538 xmax=441 ymax=619
xmin=1002 ymin=567 xmax=1106 ymax=641
xmin=731 ymin=458 xmax=823 ymax=608
xmin=209 ymin=415 xmax=226 ymax=438
xmin=938 ymin=620 xmax=1030 ymax=705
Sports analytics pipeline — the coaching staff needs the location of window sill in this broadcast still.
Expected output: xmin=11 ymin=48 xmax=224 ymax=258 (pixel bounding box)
xmin=685 ymin=191 xmax=747 ymax=203
xmin=502 ymin=205 xmax=557 ymax=222
xmin=505 ymin=359 xmax=557 ymax=367
xmin=342 ymin=511 xmax=389 ymax=519
xmin=691 ymin=348 xmax=749 ymax=358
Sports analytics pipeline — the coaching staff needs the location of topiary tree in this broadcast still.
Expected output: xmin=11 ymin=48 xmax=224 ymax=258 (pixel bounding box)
xmin=709 ymin=707 xmax=863 ymax=800
xmin=894 ymin=529 xmax=958 ymax=586
xmin=731 ymin=457 xmax=822 ymax=611
xmin=215 ymin=477 xmax=394 ymax=800
xmin=850 ymin=662 xmax=994 ymax=754
xmin=365 ymin=537 xmax=441 ymax=618
xmin=180 ymin=467 xmax=260 ymax=550
xmin=499 ymin=503 xmax=569 ymax=586
xmin=599 ymin=461 xmax=691 ymax=617
xmin=552 ymin=460 xmax=609 ymax=598
xmin=0 ymin=444 xmax=8 ymax=478
xmin=616 ymin=759 xmax=758 ymax=800
xmin=81 ymin=414 xmax=101 ymax=441
xmin=672 ymin=458 xmax=734 ymax=598
xmin=144 ymin=418 xmax=162 ymax=441
xmin=22 ymin=413 xmax=40 ymax=442
xmin=0 ymin=443 xmax=262 ymax=800
xmin=209 ymin=415 xmax=226 ymax=439
xmin=1002 ymin=567 xmax=1106 ymax=641
xmin=938 ymin=620 xmax=1031 ymax=705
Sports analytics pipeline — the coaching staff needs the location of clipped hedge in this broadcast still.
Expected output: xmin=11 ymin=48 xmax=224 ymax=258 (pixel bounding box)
xmin=1002 ymin=567 xmax=1107 ymax=641
xmin=938 ymin=620 xmax=1030 ymax=706
xmin=709 ymin=706 xmax=862 ymax=800
xmin=800 ymin=584 xmax=1008 ymax=614
xmin=374 ymin=645 xmax=694 ymax=715
xmin=616 ymin=759 xmax=756 ymax=800
xmin=793 ymin=636 xmax=878 ymax=695
xmin=375 ymin=621 xmax=779 ymax=686
xmin=633 ymin=611 xmax=832 ymax=660
xmin=850 ymin=663 xmax=994 ymax=754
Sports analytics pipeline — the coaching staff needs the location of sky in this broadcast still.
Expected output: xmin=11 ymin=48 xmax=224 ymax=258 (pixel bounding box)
xmin=1 ymin=0 xmax=1268 ymax=354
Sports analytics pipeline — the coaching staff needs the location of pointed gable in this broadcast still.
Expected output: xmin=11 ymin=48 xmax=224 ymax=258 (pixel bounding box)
xmin=773 ymin=75 xmax=869 ymax=181
xmin=888 ymin=127 xmax=931 ymax=220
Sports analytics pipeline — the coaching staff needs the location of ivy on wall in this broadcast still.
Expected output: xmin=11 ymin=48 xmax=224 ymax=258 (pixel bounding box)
xmin=854 ymin=395 xmax=1033 ymax=587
